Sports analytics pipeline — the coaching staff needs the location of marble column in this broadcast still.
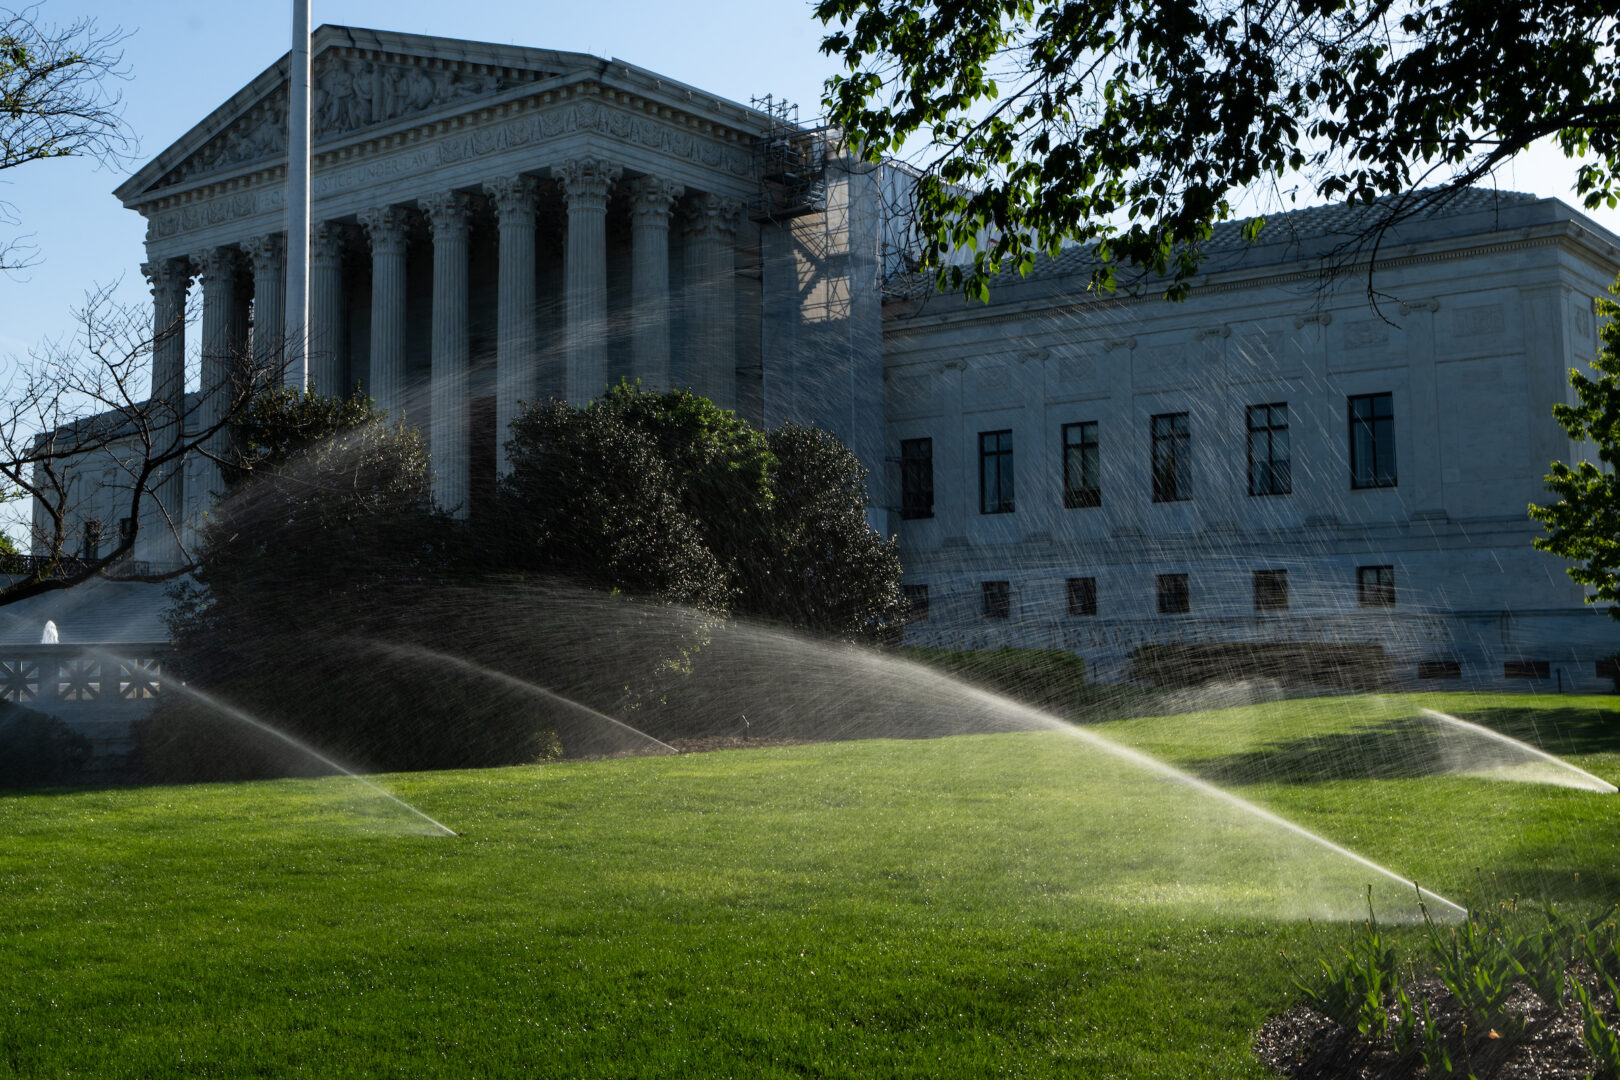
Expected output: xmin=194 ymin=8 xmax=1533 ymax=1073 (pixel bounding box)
xmin=485 ymin=175 xmax=540 ymax=474
xmin=309 ymin=222 xmax=346 ymax=395
xmin=683 ymin=193 xmax=743 ymax=411
xmin=421 ymin=191 xmax=472 ymax=517
xmin=242 ymin=234 xmax=286 ymax=379
xmin=627 ymin=177 xmax=683 ymax=390
xmin=556 ymin=157 xmax=620 ymax=405
xmin=358 ymin=207 xmax=411 ymax=419
xmin=194 ymin=248 xmax=240 ymax=502
xmin=141 ymin=257 xmax=192 ymax=564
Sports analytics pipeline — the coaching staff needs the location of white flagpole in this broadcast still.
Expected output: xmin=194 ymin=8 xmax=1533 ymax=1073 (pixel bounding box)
xmin=284 ymin=0 xmax=311 ymax=390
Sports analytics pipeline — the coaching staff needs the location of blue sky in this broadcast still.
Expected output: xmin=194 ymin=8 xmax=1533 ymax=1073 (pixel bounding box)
xmin=3 ymin=0 xmax=1618 ymax=364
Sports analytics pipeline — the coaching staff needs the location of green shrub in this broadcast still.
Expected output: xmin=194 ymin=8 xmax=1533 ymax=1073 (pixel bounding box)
xmin=0 ymin=704 xmax=90 ymax=788
xmin=1128 ymin=641 xmax=1389 ymax=690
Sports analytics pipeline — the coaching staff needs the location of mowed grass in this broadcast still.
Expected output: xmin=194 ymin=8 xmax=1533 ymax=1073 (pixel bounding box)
xmin=1 ymin=693 xmax=1617 ymax=1079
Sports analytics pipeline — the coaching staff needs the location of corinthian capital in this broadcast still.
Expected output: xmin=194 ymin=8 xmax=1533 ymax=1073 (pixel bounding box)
xmin=311 ymin=222 xmax=348 ymax=267
xmin=626 ymin=176 xmax=685 ymax=228
xmin=357 ymin=206 xmax=412 ymax=255
xmin=484 ymin=176 xmax=541 ymax=227
xmin=141 ymin=257 xmax=192 ymax=303
xmin=683 ymin=192 xmax=744 ymax=242
xmin=555 ymin=158 xmax=621 ymax=213
xmin=420 ymin=191 xmax=473 ymax=242
xmin=191 ymin=246 xmax=240 ymax=289
xmin=241 ymin=234 xmax=286 ymax=276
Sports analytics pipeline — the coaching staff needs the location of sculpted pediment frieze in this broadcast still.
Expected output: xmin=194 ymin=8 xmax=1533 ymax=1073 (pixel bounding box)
xmin=150 ymin=52 xmax=552 ymax=191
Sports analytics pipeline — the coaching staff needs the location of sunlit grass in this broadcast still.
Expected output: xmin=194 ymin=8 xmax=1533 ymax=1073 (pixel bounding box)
xmin=0 ymin=693 xmax=1615 ymax=1078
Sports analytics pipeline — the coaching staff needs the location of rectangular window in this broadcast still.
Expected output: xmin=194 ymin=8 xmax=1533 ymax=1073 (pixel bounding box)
xmin=1419 ymin=661 xmax=1463 ymax=680
xmin=1349 ymin=392 xmax=1397 ymax=488
xmin=1062 ymin=422 xmax=1101 ymax=508
xmin=982 ymin=580 xmax=1011 ymax=619
xmin=1357 ymin=565 xmax=1395 ymax=607
xmin=1156 ymin=573 xmax=1190 ymax=614
xmin=118 ymin=517 xmax=135 ymax=547
xmin=979 ymin=430 xmax=1015 ymax=514
xmin=1066 ymin=577 xmax=1097 ymax=617
xmin=1247 ymin=403 xmax=1291 ymax=496
xmin=1504 ymin=661 xmax=1551 ymax=680
xmin=1151 ymin=412 xmax=1191 ymax=502
xmin=903 ymin=584 xmax=930 ymax=623
xmin=81 ymin=519 xmax=102 ymax=560
xmin=1253 ymin=569 xmax=1288 ymax=611
xmin=900 ymin=438 xmax=934 ymax=520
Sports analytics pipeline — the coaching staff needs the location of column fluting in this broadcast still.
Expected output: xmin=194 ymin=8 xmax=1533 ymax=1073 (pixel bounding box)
xmin=358 ymin=207 xmax=412 ymax=419
xmin=309 ymin=222 xmax=346 ymax=395
xmin=243 ymin=234 xmax=286 ymax=380
xmin=627 ymin=177 xmax=683 ymax=390
xmin=194 ymin=247 xmax=240 ymax=502
xmin=421 ymin=191 xmax=473 ymax=517
xmin=486 ymin=176 xmax=540 ymax=474
xmin=140 ymin=257 xmax=192 ymax=564
xmin=682 ymin=193 xmax=743 ymax=411
xmin=556 ymin=158 xmax=620 ymax=405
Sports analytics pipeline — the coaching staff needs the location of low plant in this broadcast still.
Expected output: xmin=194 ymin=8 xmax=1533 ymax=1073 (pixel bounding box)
xmin=1576 ymin=979 xmax=1620 ymax=1080
xmin=1295 ymin=890 xmax=1400 ymax=1040
xmin=0 ymin=705 xmax=90 ymax=787
xmin=1423 ymin=901 xmax=1523 ymax=1039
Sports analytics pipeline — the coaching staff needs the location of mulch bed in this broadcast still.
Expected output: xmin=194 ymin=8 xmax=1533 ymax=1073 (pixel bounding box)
xmin=1256 ymin=974 xmax=1605 ymax=1079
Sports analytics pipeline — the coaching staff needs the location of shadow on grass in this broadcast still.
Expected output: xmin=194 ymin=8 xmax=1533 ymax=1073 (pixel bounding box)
xmin=1186 ymin=718 xmax=1455 ymax=785
xmin=1440 ymin=706 xmax=1620 ymax=757
xmin=1185 ymin=707 xmax=1620 ymax=786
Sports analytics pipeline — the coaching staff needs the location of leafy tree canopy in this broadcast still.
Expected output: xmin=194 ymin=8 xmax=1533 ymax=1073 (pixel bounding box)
xmin=816 ymin=0 xmax=1620 ymax=299
xmin=1531 ymin=285 xmax=1620 ymax=616
xmin=499 ymin=384 xmax=905 ymax=641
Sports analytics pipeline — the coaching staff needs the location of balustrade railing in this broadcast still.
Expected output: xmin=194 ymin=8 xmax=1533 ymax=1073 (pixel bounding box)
xmin=0 ymin=644 xmax=173 ymax=708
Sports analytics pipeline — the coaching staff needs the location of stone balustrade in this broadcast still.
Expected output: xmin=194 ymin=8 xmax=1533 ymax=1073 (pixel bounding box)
xmin=0 ymin=644 xmax=173 ymax=709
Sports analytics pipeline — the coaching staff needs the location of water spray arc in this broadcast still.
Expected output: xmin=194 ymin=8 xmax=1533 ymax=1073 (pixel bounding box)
xmin=95 ymin=650 xmax=456 ymax=836
xmin=926 ymin=675 xmax=1472 ymax=919
xmin=1418 ymin=707 xmax=1618 ymax=793
xmin=355 ymin=640 xmax=681 ymax=757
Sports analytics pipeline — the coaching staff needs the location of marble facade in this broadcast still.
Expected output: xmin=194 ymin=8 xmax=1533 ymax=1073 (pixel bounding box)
xmin=107 ymin=26 xmax=885 ymax=557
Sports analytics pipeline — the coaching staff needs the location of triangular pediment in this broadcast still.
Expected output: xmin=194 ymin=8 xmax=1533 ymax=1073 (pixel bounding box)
xmin=116 ymin=26 xmax=610 ymax=204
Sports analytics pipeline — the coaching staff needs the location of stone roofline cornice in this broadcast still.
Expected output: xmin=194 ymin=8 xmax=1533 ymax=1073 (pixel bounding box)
xmin=117 ymin=24 xmax=782 ymax=211
xmin=882 ymin=214 xmax=1620 ymax=332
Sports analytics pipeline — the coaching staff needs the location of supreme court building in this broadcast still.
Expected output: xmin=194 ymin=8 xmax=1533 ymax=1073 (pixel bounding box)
xmin=31 ymin=24 xmax=1620 ymax=689
xmin=108 ymin=24 xmax=885 ymax=555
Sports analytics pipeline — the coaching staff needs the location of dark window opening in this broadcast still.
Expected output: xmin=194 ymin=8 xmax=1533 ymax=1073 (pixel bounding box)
xmin=1419 ymin=661 xmax=1462 ymax=680
xmin=1247 ymin=403 xmax=1291 ymax=496
xmin=982 ymin=580 xmax=1011 ymax=619
xmin=1066 ymin=577 xmax=1097 ymax=617
xmin=1504 ymin=661 xmax=1551 ymax=679
xmin=979 ymin=430 xmax=1014 ymax=514
xmin=903 ymin=584 xmax=930 ymax=623
xmin=1151 ymin=412 xmax=1191 ymax=502
xmin=1157 ymin=573 xmax=1189 ymax=615
xmin=81 ymin=519 xmax=103 ymax=561
xmin=1062 ymin=422 xmax=1100 ymax=508
xmin=1349 ymin=392 xmax=1397 ymax=489
xmin=118 ymin=517 xmax=134 ymax=548
xmin=1253 ymin=569 xmax=1288 ymax=611
xmin=1358 ymin=565 xmax=1395 ymax=607
xmin=900 ymin=438 xmax=934 ymax=520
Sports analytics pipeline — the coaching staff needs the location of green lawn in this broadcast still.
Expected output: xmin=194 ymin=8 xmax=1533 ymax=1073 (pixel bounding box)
xmin=1 ymin=692 xmax=1616 ymax=1078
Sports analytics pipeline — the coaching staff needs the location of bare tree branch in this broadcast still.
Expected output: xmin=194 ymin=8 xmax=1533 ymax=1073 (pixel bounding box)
xmin=0 ymin=284 xmax=282 ymax=604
